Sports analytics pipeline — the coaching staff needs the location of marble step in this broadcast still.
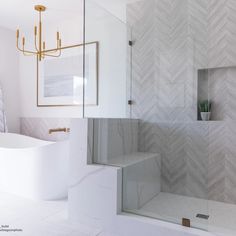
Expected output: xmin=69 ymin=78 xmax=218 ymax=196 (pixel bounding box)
xmin=106 ymin=152 xmax=160 ymax=167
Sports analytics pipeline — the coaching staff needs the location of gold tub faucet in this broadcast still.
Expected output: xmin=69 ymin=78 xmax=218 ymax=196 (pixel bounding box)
xmin=49 ymin=128 xmax=70 ymax=134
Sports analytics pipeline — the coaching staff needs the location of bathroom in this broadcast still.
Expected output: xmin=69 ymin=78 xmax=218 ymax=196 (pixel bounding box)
xmin=0 ymin=0 xmax=236 ymax=236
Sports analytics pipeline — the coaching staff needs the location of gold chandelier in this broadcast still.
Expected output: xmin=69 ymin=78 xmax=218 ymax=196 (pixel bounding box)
xmin=16 ymin=5 xmax=62 ymax=61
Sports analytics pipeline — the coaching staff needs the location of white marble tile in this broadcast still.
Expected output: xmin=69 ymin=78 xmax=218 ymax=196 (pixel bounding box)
xmin=0 ymin=190 xmax=113 ymax=236
xmin=93 ymin=119 xmax=139 ymax=165
xmin=122 ymin=153 xmax=161 ymax=210
xmin=0 ymin=192 xmax=85 ymax=236
xmin=69 ymin=165 xmax=120 ymax=228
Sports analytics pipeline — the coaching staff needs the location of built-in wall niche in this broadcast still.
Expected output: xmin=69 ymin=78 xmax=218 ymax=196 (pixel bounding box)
xmin=197 ymin=66 xmax=236 ymax=121
xmin=198 ymin=69 xmax=209 ymax=121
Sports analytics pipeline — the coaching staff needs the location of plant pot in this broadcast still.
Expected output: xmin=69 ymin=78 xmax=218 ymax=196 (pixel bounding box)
xmin=201 ymin=112 xmax=211 ymax=121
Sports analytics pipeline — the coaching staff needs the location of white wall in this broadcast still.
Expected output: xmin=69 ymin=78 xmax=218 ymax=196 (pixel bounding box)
xmin=91 ymin=0 xmax=141 ymax=23
xmin=19 ymin=4 xmax=128 ymax=119
xmin=84 ymin=6 xmax=127 ymax=118
xmin=0 ymin=27 xmax=20 ymax=132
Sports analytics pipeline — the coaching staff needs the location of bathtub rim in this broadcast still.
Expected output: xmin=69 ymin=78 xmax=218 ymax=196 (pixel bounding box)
xmin=0 ymin=132 xmax=68 ymax=149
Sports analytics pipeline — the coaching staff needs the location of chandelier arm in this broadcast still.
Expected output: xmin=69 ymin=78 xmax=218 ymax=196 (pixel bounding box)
xmin=43 ymin=50 xmax=61 ymax=57
xmin=17 ymin=36 xmax=37 ymax=54
xmin=23 ymin=46 xmax=38 ymax=54
xmin=53 ymin=48 xmax=61 ymax=57
xmin=44 ymin=54 xmax=60 ymax=58
xmin=34 ymin=34 xmax=39 ymax=51
xmin=22 ymin=46 xmax=37 ymax=56
xmin=16 ymin=43 xmax=23 ymax=52
xmin=23 ymin=51 xmax=37 ymax=56
xmin=16 ymin=38 xmax=24 ymax=52
xmin=17 ymin=44 xmax=37 ymax=55
xmin=42 ymin=48 xmax=60 ymax=54
xmin=43 ymin=38 xmax=61 ymax=54
xmin=23 ymin=50 xmax=38 ymax=55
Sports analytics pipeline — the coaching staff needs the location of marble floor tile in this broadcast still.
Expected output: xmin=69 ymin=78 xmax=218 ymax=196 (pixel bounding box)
xmin=0 ymin=191 xmax=116 ymax=236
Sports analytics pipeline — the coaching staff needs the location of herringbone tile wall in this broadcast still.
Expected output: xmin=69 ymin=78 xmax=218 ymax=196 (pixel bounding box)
xmin=127 ymin=0 xmax=236 ymax=204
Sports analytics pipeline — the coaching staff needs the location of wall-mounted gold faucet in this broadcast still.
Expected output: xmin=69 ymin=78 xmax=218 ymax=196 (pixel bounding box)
xmin=49 ymin=128 xmax=70 ymax=134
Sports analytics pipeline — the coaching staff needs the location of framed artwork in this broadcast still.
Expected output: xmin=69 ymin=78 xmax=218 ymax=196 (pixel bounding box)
xmin=37 ymin=41 xmax=98 ymax=107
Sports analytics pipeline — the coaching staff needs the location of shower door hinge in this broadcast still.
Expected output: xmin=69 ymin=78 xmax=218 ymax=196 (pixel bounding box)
xmin=129 ymin=40 xmax=133 ymax=46
xmin=128 ymin=100 xmax=133 ymax=105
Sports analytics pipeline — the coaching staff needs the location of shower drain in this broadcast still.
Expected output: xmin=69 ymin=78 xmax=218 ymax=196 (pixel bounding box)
xmin=196 ymin=214 xmax=209 ymax=220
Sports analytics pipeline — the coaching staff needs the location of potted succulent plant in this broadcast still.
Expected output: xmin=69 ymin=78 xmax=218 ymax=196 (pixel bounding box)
xmin=199 ymin=100 xmax=211 ymax=121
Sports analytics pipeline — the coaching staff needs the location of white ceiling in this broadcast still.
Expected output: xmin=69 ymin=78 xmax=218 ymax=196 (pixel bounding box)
xmin=0 ymin=0 xmax=139 ymax=31
xmin=0 ymin=0 xmax=83 ymax=30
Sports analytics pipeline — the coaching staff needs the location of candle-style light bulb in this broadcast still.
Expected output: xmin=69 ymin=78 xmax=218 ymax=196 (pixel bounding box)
xmin=16 ymin=29 xmax=19 ymax=38
xmin=34 ymin=26 xmax=37 ymax=36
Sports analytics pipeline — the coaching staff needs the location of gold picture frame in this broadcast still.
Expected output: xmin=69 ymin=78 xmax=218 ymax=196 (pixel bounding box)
xmin=37 ymin=41 xmax=99 ymax=107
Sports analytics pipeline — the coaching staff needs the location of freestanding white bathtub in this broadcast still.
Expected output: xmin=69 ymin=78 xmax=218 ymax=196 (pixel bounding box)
xmin=0 ymin=133 xmax=69 ymax=200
